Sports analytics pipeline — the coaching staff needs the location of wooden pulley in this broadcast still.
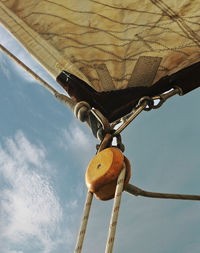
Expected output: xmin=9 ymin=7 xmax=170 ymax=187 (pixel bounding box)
xmin=85 ymin=147 xmax=131 ymax=200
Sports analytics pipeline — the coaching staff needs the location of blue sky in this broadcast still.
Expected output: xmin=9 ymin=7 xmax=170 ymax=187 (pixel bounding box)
xmin=0 ymin=24 xmax=200 ymax=253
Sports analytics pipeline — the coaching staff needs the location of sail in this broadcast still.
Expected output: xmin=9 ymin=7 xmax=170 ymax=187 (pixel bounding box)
xmin=0 ymin=0 xmax=200 ymax=92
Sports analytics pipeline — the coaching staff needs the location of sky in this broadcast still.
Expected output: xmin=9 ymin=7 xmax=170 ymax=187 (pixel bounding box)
xmin=0 ymin=24 xmax=200 ymax=253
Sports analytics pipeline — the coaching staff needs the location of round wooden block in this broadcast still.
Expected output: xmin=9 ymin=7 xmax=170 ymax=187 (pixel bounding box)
xmin=85 ymin=147 xmax=124 ymax=193
xmin=94 ymin=156 xmax=132 ymax=200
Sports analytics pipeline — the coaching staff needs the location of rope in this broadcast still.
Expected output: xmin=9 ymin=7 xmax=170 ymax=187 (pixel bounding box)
xmin=74 ymin=101 xmax=91 ymax=122
xmin=105 ymin=164 xmax=126 ymax=253
xmin=0 ymin=43 xmax=75 ymax=109
xmin=74 ymin=191 xmax=93 ymax=253
xmin=125 ymin=183 xmax=200 ymax=201
xmin=74 ymin=134 xmax=112 ymax=253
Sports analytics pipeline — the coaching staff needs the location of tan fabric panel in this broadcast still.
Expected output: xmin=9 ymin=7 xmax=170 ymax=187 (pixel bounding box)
xmin=127 ymin=56 xmax=162 ymax=87
xmin=0 ymin=0 xmax=200 ymax=91
xmin=94 ymin=64 xmax=115 ymax=91
xmin=0 ymin=1 xmax=89 ymax=83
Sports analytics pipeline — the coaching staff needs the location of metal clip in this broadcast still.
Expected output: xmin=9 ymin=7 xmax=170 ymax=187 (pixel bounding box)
xmin=112 ymin=87 xmax=182 ymax=136
xmin=152 ymin=87 xmax=182 ymax=109
xmin=113 ymin=100 xmax=148 ymax=136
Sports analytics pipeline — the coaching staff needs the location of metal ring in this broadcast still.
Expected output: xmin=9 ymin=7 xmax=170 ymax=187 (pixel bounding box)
xmin=137 ymin=96 xmax=154 ymax=111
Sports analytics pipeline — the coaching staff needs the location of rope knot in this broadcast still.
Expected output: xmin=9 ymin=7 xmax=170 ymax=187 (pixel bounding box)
xmin=74 ymin=101 xmax=91 ymax=122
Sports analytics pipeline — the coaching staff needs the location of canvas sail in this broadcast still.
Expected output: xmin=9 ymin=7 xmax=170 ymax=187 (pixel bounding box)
xmin=0 ymin=0 xmax=200 ymax=92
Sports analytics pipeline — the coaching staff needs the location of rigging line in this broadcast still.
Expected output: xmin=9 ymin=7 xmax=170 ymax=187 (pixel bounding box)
xmin=74 ymin=134 xmax=112 ymax=253
xmin=105 ymin=164 xmax=126 ymax=253
xmin=0 ymin=43 xmax=75 ymax=109
xmin=125 ymin=184 xmax=200 ymax=201
xmin=0 ymin=44 xmax=56 ymax=95
xmin=74 ymin=191 xmax=93 ymax=253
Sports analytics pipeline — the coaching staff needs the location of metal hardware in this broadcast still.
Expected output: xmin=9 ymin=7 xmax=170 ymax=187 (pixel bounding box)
xmin=151 ymin=87 xmax=182 ymax=109
xmin=113 ymin=100 xmax=148 ymax=136
xmin=112 ymin=87 xmax=182 ymax=136
xmin=136 ymin=96 xmax=154 ymax=111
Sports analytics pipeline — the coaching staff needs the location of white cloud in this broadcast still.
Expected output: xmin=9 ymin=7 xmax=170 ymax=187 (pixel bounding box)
xmin=62 ymin=123 xmax=92 ymax=150
xmin=0 ymin=131 xmax=63 ymax=253
xmin=59 ymin=121 xmax=96 ymax=166
xmin=6 ymin=251 xmax=24 ymax=253
xmin=66 ymin=199 xmax=78 ymax=210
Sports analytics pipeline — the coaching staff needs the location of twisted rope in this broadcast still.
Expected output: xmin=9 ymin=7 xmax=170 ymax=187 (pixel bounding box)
xmin=125 ymin=184 xmax=200 ymax=201
xmin=0 ymin=43 xmax=75 ymax=109
xmin=74 ymin=191 xmax=93 ymax=253
xmin=105 ymin=164 xmax=126 ymax=253
xmin=74 ymin=134 xmax=113 ymax=253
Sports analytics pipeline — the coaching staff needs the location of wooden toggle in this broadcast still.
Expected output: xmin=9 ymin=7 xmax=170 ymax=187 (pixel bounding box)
xmin=85 ymin=147 xmax=131 ymax=200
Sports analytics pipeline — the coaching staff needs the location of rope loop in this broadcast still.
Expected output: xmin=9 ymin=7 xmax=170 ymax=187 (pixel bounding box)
xmin=74 ymin=101 xmax=91 ymax=122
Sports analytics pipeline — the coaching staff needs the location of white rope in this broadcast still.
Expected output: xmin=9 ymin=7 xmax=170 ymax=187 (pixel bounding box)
xmin=74 ymin=191 xmax=93 ymax=253
xmin=125 ymin=183 xmax=200 ymax=200
xmin=105 ymin=164 xmax=126 ymax=253
xmin=0 ymin=43 xmax=75 ymax=109
xmin=0 ymin=43 xmax=57 ymax=94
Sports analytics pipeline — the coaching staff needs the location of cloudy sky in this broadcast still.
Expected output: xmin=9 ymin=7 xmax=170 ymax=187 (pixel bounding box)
xmin=0 ymin=24 xmax=200 ymax=253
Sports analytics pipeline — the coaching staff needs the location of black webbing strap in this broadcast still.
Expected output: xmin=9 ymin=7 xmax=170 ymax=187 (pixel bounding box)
xmin=169 ymin=61 xmax=200 ymax=95
xmin=56 ymin=62 xmax=200 ymax=122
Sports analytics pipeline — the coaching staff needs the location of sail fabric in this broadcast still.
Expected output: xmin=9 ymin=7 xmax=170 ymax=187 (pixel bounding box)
xmin=0 ymin=0 xmax=200 ymax=91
